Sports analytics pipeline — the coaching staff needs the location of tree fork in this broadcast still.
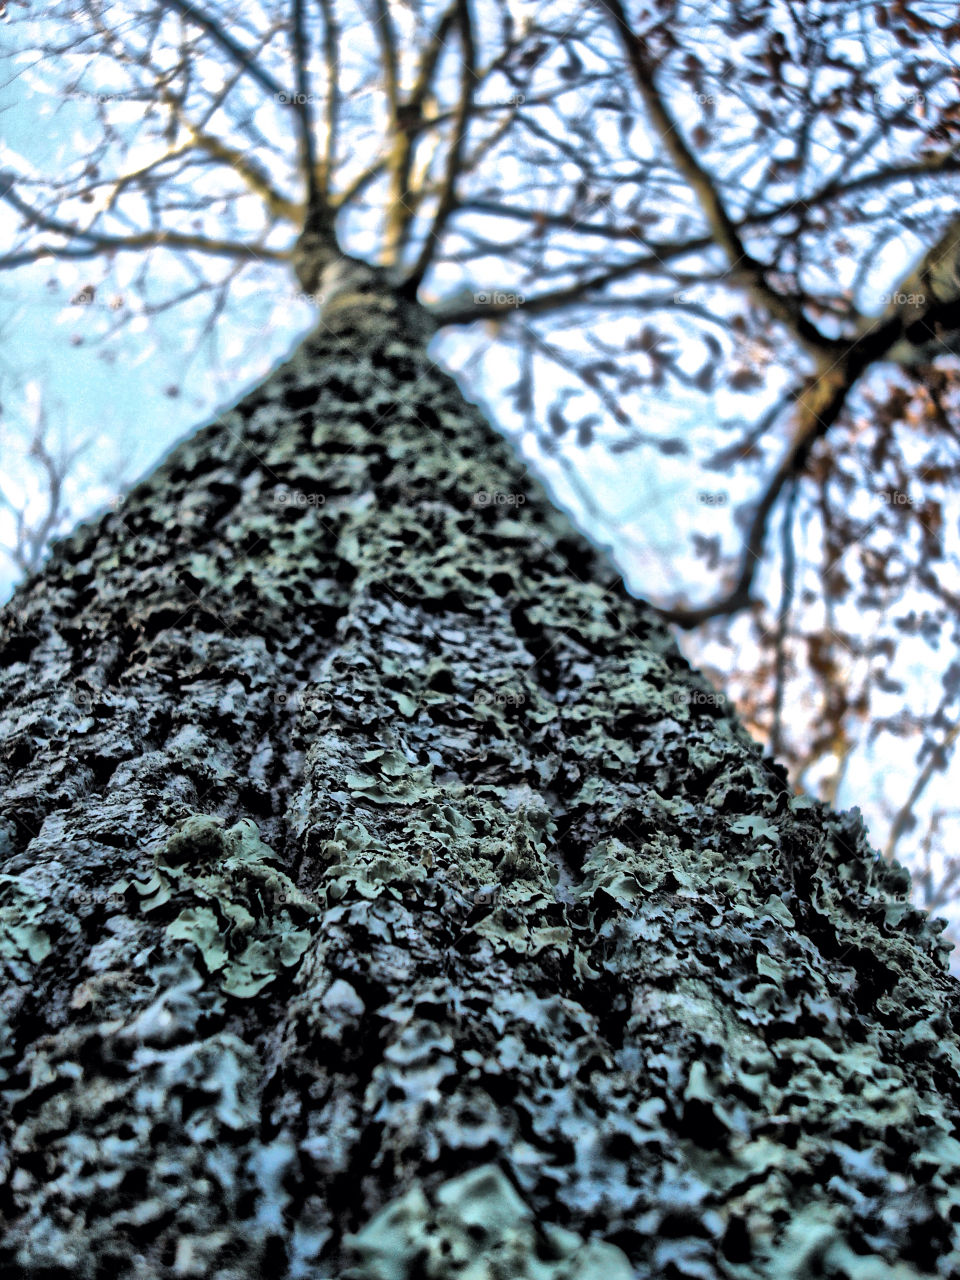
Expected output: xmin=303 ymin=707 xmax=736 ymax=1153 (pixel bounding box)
xmin=0 ymin=275 xmax=958 ymax=1279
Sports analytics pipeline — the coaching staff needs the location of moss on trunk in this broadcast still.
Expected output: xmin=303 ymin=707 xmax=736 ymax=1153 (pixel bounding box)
xmin=0 ymin=278 xmax=958 ymax=1279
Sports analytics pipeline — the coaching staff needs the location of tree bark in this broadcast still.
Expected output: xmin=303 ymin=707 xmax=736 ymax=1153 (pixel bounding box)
xmin=1 ymin=266 xmax=958 ymax=1280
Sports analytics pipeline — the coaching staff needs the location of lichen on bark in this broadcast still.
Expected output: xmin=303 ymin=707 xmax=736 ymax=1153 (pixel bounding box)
xmin=0 ymin=273 xmax=959 ymax=1279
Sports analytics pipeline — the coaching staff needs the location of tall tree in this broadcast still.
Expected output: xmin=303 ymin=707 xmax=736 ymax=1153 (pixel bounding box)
xmin=2 ymin=3 xmax=960 ymax=1275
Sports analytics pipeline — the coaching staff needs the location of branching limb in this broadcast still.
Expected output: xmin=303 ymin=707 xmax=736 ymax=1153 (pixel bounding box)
xmin=659 ymin=359 xmax=852 ymax=627
xmin=164 ymin=0 xmax=287 ymax=100
xmin=653 ymin=211 xmax=960 ymax=630
xmin=0 ymin=171 xmax=287 ymax=266
xmin=876 ymin=212 xmax=960 ymax=364
xmin=315 ymin=0 xmax=341 ymax=195
xmin=182 ymin=124 xmax=302 ymax=223
xmin=332 ymin=88 xmax=518 ymax=212
xmin=430 ymin=230 xmax=728 ymax=325
xmin=409 ymin=2 xmax=460 ymax=116
xmin=191 ymin=24 xmax=286 ymax=128
xmin=88 ymin=141 xmax=195 ymax=215
xmin=457 ymin=198 xmax=665 ymax=242
xmin=455 ymin=154 xmax=960 ymax=261
xmin=371 ymin=0 xmax=400 ymax=122
xmin=885 ymin=723 xmax=960 ymax=863
xmin=0 ymin=394 xmax=81 ymax=576
xmin=404 ymin=0 xmax=477 ymax=292
xmin=0 ymin=232 xmax=287 ymax=270
xmin=290 ymin=0 xmax=322 ymax=220
xmin=597 ymin=0 xmax=833 ymax=356
xmin=379 ymin=1 xmax=462 ymax=265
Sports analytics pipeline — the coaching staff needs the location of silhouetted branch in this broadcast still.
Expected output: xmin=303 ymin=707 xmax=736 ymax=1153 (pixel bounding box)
xmin=290 ymin=0 xmax=322 ymax=220
xmin=885 ymin=723 xmax=960 ymax=863
xmin=315 ymin=0 xmax=341 ymax=194
xmin=404 ymin=0 xmax=477 ymax=291
xmin=164 ymin=0 xmax=287 ymax=99
xmin=598 ymin=0 xmax=834 ymax=356
xmin=0 ymin=172 xmax=289 ymax=266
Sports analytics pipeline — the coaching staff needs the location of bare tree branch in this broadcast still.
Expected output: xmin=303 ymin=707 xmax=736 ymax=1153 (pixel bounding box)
xmin=0 ymin=389 xmax=84 ymax=576
xmin=433 ymin=237 xmax=719 ymax=323
xmin=885 ymin=723 xmax=960 ymax=863
xmin=371 ymin=0 xmax=400 ymax=121
xmin=877 ymin=213 xmax=960 ymax=364
xmin=0 ymin=171 xmax=289 ymax=266
xmin=0 ymin=233 xmax=287 ymax=270
xmin=457 ymin=198 xmax=665 ymax=242
xmin=378 ymin=1 xmax=466 ymax=266
xmin=182 ymin=124 xmax=302 ymax=223
xmin=315 ymin=0 xmax=341 ymax=195
xmin=290 ymin=0 xmax=322 ymax=221
xmin=654 ymin=207 xmax=960 ymax=629
xmin=404 ymin=0 xmax=477 ymax=292
xmin=93 ymin=140 xmax=196 ymax=215
xmin=164 ymin=0 xmax=288 ymax=100
xmin=414 ymin=4 xmax=460 ymax=105
xmin=658 ymin=359 xmax=854 ymax=627
xmin=597 ymin=0 xmax=835 ymax=356
xmin=460 ymin=152 xmax=960 ymax=242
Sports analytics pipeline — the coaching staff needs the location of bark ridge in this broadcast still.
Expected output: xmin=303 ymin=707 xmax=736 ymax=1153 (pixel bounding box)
xmin=0 ymin=284 xmax=958 ymax=1279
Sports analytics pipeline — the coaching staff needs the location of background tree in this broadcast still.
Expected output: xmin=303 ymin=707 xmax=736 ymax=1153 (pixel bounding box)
xmin=3 ymin=2 xmax=960 ymax=1276
xmin=0 ymin=367 xmax=133 ymax=584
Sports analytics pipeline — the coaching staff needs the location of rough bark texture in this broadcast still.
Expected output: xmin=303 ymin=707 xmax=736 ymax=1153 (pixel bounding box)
xmin=1 ymin=268 xmax=959 ymax=1280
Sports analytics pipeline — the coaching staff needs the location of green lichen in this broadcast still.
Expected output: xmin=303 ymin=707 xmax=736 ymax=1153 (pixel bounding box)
xmin=113 ymin=815 xmax=317 ymax=997
xmin=0 ymin=873 xmax=54 ymax=979
xmin=1 ymin=279 xmax=959 ymax=1280
xmin=343 ymin=1165 xmax=634 ymax=1280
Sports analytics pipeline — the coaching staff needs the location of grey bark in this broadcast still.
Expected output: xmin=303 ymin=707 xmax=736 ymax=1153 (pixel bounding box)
xmin=0 ymin=262 xmax=958 ymax=1280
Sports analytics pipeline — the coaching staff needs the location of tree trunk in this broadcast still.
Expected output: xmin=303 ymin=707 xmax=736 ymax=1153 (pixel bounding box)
xmin=1 ymin=266 xmax=958 ymax=1280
